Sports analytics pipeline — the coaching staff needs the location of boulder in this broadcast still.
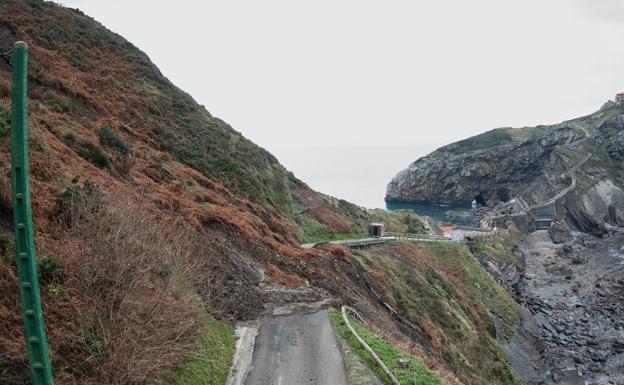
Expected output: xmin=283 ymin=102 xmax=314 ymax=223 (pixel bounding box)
xmin=549 ymin=220 xmax=572 ymax=244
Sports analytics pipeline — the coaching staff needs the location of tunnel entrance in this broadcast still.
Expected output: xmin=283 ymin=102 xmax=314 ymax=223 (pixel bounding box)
xmin=474 ymin=193 xmax=487 ymax=206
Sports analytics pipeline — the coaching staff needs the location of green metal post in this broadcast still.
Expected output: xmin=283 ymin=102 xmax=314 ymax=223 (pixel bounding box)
xmin=11 ymin=41 xmax=55 ymax=385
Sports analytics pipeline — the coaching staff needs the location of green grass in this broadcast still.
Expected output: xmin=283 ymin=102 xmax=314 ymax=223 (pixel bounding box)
xmin=354 ymin=241 xmax=522 ymax=385
xmin=173 ymin=315 xmax=236 ymax=385
xmin=306 ymin=232 xmax=369 ymax=245
xmin=554 ymin=145 xmax=585 ymax=166
xmin=368 ymin=209 xmax=426 ymax=235
xmin=469 ymin=238 xmax=523 ymax=270
xmin=296 ymin=213 xmax=366 ymax=244
xmin=416 ymin=242 xmax=520 ymax=337
xmin=329 ymin=308 xmax=442 ymax=385
xmin=99 ymin=125 xmax=130 ymax=155
xmin=444 ymin=128 xmax=513 ymax=155
xmin=62 ymin=133 xmax=111 ymax=169
xmin=0 ymin=103 xmax=9 ymax=138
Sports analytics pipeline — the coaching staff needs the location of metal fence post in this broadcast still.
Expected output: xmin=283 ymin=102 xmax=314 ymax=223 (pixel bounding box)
xmin=11 ymin=41 xmax=55 ymax=385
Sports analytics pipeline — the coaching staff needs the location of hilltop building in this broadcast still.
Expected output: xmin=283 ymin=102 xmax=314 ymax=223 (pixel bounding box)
xmin=616 ymin=92 xmax=624 ymax=103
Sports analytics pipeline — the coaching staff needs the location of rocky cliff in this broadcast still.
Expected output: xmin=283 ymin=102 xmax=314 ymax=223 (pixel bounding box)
xmin=386 ymin=102 xmax=624 ymax=229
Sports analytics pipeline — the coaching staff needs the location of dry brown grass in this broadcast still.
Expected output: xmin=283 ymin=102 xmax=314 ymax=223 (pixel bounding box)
xmin=0 ymin=168 xmax=11 ymax=214
xmin=61 ymin=184 xmax=205 ymax=385
xmin=265 ymin=262 xmax=307 ymax=288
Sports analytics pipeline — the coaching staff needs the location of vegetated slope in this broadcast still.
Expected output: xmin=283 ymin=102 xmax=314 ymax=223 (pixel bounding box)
xmin=0 ymin=1 xmax=372 ymax=384
xmin=351 ymin=241 xmax=523 ymax=385
xmin=0 ymin=2 xmax=527 ymax=385
xmin=0 ymin=0 xmax=369 ymax=237
xmin=386 ymin=102 xmax=624 ymax=231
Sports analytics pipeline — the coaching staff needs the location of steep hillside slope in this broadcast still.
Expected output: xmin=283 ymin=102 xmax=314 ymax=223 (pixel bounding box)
xmin=0 ymin=2 xmax=529 ymax=385
xmin=386 ymin=102 xmax=624 ymax=231
xmin=350 ymin=240 xmax=523 ymax=385
xmin=0 ymin=1 xmax=372 ymax=383
xmin=0 ymin=0 xmax=369 ymax=237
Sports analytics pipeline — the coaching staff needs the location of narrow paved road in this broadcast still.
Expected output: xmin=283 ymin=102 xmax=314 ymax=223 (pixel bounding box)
xmin=244 ymin=308 xmax=347 ymax=385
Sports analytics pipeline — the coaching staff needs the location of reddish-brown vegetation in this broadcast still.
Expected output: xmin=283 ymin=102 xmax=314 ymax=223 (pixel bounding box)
xmin=265 ymin=263 xmax=307 ymax=288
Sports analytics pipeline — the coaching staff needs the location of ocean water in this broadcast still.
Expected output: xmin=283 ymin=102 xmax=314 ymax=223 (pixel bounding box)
xmin=272 ymin=145 xmax=425 ymax=209
xmin=272 ymin=144 xmax=475 ymax=225
xmin=386 ymin=201 xmax=476 ymax=226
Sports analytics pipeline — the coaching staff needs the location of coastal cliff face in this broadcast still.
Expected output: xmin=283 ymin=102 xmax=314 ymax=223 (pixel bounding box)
xmin=386 ymin=105 xmax=624 ymax=384
xmin=386 ymin=102 xmax=624 ymax=227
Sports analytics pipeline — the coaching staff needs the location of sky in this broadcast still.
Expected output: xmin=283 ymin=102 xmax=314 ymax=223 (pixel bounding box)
xmin=60 ymin=0 xmax=624 ymax=208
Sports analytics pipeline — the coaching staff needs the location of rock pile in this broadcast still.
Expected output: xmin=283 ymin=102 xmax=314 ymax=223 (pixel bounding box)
xmin=515 ymin=231 xmax=624 ymax=384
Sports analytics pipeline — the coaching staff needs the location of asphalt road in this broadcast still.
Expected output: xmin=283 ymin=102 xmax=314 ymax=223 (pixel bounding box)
xmin=244 ymin=308 xmax=348 ymax=385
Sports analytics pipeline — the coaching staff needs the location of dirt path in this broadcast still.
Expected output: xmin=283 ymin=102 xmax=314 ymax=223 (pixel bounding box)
xmin=244 ymin=306 xmax=347 ymax=385
xmin=518 ymin=230 xmax=624 ymax=384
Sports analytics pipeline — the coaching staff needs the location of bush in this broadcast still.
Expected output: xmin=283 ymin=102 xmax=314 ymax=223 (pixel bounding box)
xmin=63 ymin=187 xmax=210 ymax=384
xmin=98 ymin=125 xmax=130 ymax=155
xmin=63 ymin=133 xmax=111 ymax=168
xmin=112 ymin=155 xmax=135 ymax=177
xmin=0 ymin=104 xmax=10 ymax=138
xmin=37 ymin=256 xmax=64 ymax=284
xmin=148 ymin=104 xmax=161 ymax=116
xmin=0 ymin=233 xmax=12 ymax=256
xmin=54 ymin=178 xmax=105 ymax=227
xmin=0 ymin=233 xmax=15 ymax=267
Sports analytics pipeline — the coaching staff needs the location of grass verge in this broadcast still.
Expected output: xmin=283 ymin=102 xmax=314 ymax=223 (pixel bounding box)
xmin=173 ymin=314 xmax=236 ymax=385
xmin=329 ymin=308 xmax=442 ymax=385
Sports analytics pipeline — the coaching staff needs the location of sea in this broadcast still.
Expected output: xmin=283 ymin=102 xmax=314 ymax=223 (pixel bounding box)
xmin=272 ymin=144 xmax=475 ymax=226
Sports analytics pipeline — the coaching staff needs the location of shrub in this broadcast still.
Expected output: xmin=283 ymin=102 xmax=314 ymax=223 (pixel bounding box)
xmin=46 ymin=283 xmax=68 ymax=301
xmin=63 ymin=187 xmax=210 ymax=384
xmin=37 ymin=256 xmax=64 ymax=284
xmin=98 ymin=125 xmax=130 ymax=155
xmin=112 ymin=155 xmax=134 ymax=177
xmin=62 ymin=133 xmax=111 ymax=169
xmin=0 ymin=233 xmax=15 ymax=268
xmin=0 ymin=233 xmax=12 ymax=256
xmin=0 ymin=104 xmax=10 ymax=138
xmin=148 ymin=104 xmax=161 ymax=116
xmin=54 ymin=178 xmax=106 ymax=227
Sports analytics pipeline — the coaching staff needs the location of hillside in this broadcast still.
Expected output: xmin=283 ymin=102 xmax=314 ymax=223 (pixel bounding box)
xmin=0 ymin=2 xmax=528 ymax=385
xmin=0 ymin=1 xmax=372 ymax=383
xmin=386 ymin=102 xmax=624 ymax=233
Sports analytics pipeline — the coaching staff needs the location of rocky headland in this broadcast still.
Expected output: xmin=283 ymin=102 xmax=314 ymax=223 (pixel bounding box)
xmin=387 ymin=102 xmax=624 ymax=384
xmin=386 ymin=102 xmax=624 ymax=232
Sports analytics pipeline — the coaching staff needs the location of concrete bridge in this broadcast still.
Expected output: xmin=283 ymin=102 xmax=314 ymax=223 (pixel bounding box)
xmin=301 ymin=233 xmax=454 ymax=249
xmin=300 ymin=229 xmax=505 ymax=249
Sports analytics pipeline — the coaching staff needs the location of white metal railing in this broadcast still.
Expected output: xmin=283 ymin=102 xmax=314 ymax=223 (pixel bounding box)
xmin=341 ymin=306 xmax=401 ymax=385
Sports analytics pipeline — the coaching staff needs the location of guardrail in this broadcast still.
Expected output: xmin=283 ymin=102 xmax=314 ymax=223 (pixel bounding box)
xmin=383 ymin=232 xmax=448 ymax=241
xmin=341 ymin=306 xmax=401 ymax=385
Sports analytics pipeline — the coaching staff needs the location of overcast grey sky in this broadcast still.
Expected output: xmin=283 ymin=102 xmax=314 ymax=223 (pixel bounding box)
xmin=60 ymin=0 xmax=624 ymax=207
